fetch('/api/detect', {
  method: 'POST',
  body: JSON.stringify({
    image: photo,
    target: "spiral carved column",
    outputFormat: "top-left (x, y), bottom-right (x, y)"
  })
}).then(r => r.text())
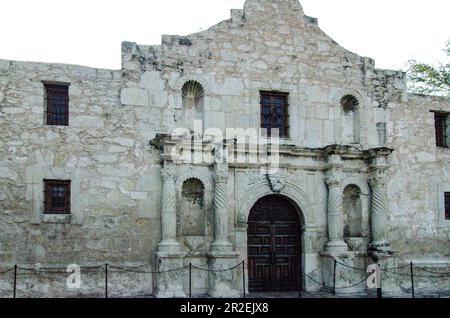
top-left (208, 162), bottom-right (239, 297)
top-left (158, 165), bottom-right (180, 252)
top-left (325, 175), bottom-right (348, 252)
top-left (369, 177), bottom-right (389, 247)
top-left (367, 148), bottom-right (394, 256)
top-left (211, 164), bottom-right (233, 252)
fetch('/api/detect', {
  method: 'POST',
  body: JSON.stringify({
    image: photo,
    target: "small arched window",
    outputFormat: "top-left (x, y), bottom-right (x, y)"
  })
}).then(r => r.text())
top-left (340, 95), bottom-right (360, 144)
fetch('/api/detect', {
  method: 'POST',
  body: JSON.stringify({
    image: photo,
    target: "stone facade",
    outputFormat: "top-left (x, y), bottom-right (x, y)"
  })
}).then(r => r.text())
top-left (0, 0), bottom-right (449, 297)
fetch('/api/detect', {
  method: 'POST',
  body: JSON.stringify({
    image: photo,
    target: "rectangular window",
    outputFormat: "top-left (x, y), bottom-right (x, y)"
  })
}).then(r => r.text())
top-left (434, 112), bottom-right (449, 148)
top-left (45, 83), bottom-right (69, 126)
top-left (445, 192), bottom-right (450, 221)
top-left (44, 180), bottom-right (71, 214)
top-left (260, 91), bottom-right (289, 138)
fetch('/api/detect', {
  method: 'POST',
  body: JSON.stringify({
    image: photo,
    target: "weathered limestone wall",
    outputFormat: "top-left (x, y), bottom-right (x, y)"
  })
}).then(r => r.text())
top-left (0, 0), bottom-right (448, 297)
top-left (0, 60), bottom-right (161, 296)
top-left (387, 94), bottom-right (450, 259)
top-left (121, 0), bottom-right (404, 150)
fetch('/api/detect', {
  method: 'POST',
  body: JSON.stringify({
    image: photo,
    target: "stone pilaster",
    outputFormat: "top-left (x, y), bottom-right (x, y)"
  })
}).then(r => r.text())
top-left (158, 164), bottom-right (180, 252)
top-left (207, 252), bottom-right (241, 298)
top-left (156, 163), bottom-right (186, 298)
top-left (367, 148), bottom-right (394, 258)
top-left (369, 176), bottom-right (390, 249)
top-left (155, 252), bottom-right (186, 298)
top-left (325, 155), bottom-right (348, 252)
top-left (211, 163), bottom-right (233, 252)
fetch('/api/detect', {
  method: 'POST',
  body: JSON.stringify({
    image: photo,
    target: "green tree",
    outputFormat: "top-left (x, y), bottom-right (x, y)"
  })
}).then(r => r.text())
top-left (407, 40), bottom-right (450, 97)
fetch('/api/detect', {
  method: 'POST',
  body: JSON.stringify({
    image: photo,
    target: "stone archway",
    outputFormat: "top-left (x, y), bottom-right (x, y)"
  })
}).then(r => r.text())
top-left (247, 195), bottom-right (302, 292)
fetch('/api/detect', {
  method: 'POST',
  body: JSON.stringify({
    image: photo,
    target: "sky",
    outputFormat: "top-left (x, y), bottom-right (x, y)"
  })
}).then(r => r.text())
top-left (0, 0), bottom-right (448, 71)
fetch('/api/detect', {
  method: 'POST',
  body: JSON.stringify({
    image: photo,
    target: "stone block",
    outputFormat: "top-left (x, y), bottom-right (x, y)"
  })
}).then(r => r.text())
top-left (139, 71), bottom-right (165, 90)
top-left (120, 87), bottom-right (149, 106)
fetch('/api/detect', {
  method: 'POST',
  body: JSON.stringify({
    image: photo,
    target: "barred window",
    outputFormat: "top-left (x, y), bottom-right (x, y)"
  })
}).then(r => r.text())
top-left (260, 91), bottom-right (289, 138)
top-left (45, 83), bottom-right (69, 126)
top-left (44, 180), bottom-right (71, 214)
top-left (445, 192), bottom-right (450, 221)
top-left (434, 112), bottom-right (449, 148)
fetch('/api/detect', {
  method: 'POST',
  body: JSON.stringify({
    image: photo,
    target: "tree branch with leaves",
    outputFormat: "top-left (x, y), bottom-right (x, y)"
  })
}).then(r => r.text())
top-left (407, 40), bottom-right (450, 98)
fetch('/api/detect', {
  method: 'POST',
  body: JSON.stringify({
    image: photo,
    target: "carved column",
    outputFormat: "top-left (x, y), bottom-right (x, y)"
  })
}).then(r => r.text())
top-left (208, 152), bottom-right (240, 298)
top-left (211, 163), bottom-right (233, 252)
top-left (325, 155), bottom-right (348, 252)
top-left (158, 164), bottom-right (180, 252)
top-left (156, 163), bottom-right (186, 298)
top-left (367, 148), bottom-right (394, 256)
top-left (369, 177), bottom-right (389, 246)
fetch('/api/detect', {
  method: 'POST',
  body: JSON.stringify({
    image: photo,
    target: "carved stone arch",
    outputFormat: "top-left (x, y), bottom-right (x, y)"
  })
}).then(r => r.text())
top-left (175, 75), bottom-right (211, 95)
top-left (236, 180), bottom-right (316, 228)
top-left (341, 177), bottom-right (369, 196)
top-left (175, 167), bottom-right (213, 194)
top-left (333, 89), bottom-right (366, 109)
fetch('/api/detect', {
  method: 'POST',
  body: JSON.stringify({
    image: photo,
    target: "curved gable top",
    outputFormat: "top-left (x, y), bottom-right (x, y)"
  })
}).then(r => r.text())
top-left (156, 0), bottom-right (363, 63)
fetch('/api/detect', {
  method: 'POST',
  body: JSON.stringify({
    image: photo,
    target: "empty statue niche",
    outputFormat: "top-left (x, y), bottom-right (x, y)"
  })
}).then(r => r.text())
top-left (343, 184), bottom-right (363, 239)
top-left (341, 95), bottom-right (360, 144)
top-left (181, 178), bottom-right (206, 236)
top-left (182, 80), bottom-right (205, 132)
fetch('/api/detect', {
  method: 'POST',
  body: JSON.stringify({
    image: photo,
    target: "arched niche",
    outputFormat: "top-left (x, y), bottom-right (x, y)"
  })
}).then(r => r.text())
top-left (340, 178), bottom-right (370, 251)
top-left (341, 95), bottom-right (360, 144)
top-left (181, 80), bottom-right (205, 132)
top-left (180, 178), bottom-right (205, 236)
top-left (333, 89), bottom-right (367, 146)
top-left (175, 167), bottom-right (214, 240)
top-left (343, 184), bottom-right (363, 238)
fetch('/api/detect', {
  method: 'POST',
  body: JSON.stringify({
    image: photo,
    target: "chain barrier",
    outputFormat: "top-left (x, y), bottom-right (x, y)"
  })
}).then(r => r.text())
top-left (0, 268), bottom-right (13, 275)
top-left (108, 264), bottom-right (190, 274)
top-left (413, 265), bottom-right (450, 276)
top-left (334, 260), bottom-right (450, 278)
top-left (190, 262), bottom-right (243, 272)
top-left (3, 260), bottom-right (449, 298)
top-left (334, 260), bottom-right (410, 272)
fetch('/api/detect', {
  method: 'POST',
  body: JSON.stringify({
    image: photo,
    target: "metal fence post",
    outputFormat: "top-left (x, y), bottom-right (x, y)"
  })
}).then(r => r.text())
top-left (189, 263), bottom-right (192, 299)
top-left (105, 263), bottom-right (108, 299)
top-left (332, 260), bottom-right (337, 296)
top-left (377, 264), bottom-right (383, 299)
top-left (242, 261), bottom-right (246, 299)
top-left (298, 262), bottom-right (302, 299)
top-left (13, 265), bottom-right (17, 299)
top-left (410, 262), bottom-right (415, 299)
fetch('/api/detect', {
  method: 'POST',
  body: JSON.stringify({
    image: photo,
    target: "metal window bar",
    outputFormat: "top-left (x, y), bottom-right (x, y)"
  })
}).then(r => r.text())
top-left (44, 84), bottom-right (69, 126)
top-left (260, 91), bottom-right (289, 138)
top-left (43, 180), bottom-right (71, 214)
top-left (445, 192), bottom-right (450, 220)
top-left (435, 112), bottom-right (448, 147)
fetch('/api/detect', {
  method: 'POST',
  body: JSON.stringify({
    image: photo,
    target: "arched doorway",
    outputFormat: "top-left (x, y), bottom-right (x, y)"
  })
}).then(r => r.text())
top-left (247, 195), bottom-right (302, 292)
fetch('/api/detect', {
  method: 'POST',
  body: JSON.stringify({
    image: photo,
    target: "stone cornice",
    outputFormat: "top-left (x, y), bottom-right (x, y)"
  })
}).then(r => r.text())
top-left (150, 134), bottom-right (395, 165)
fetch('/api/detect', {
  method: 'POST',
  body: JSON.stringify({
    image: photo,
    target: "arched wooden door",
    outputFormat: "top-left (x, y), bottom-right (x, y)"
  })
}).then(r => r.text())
top-left (247, 195), bottom-right (302, 292)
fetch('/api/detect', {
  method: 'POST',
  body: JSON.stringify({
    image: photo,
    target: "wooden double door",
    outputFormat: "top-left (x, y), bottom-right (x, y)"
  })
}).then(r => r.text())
top-left (248, 195), bottom-right (302, 292)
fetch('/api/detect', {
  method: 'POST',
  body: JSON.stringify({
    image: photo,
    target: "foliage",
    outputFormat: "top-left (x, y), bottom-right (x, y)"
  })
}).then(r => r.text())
top-left (407, 40), bottom-right (450, 97)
